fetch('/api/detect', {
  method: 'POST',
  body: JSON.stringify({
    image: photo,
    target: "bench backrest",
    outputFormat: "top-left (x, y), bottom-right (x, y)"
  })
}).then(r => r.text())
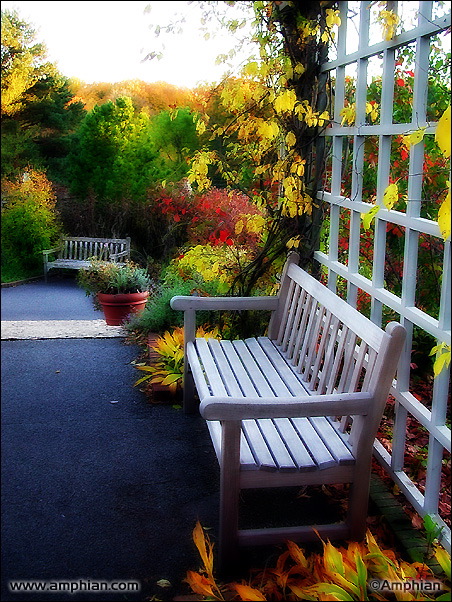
top-left (59, 237), bottom-right (130, 262)
top-left (268, 253), bottom-right (405, 450)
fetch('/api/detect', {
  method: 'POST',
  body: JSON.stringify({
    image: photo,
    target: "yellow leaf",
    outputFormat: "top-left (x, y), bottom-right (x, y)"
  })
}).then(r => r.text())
top-left (258, 120), bottom-right (279, 140)
top-left (286, 236), bottom-right (300, 249)
top-left (438, 185), bottom-right (451, 240)
top-left (323, 540), bottom-right (345, 577)
top-left (318, 110), bottom-right (330, 126)
top-left (403, 126), bottom-right (426, 147)
top-left (285, 131), bottom-right (297, 148)
top-left (326, 8), bottom-right (341, 28)
top-left (361, 205), bottom-right (380, 230)
top-left (383, 183), bottom-right (399, 210)
top-left (434, 544), bottom-right (451, 580)
top-left (294, 63), bottom-right (306, 76)
top-left (340, 105), bottom-right (356, 126)
top-left (196, 120), bottom-right (206, 135)
top-left (243, 61), bottom-right (259, 77)
top-left (274, 89), bottom-right (297, 114)
top-left (436, 105), bottom-right (451, 158)
top-left (431, 343), bottom-right (451, 377)
top-left (378, 9), bottom-right (400, 41)
top-left (232, 583), bottom-right (267, 601)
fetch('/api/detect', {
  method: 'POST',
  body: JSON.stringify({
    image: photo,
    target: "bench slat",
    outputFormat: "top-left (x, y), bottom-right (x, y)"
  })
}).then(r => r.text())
top-left (232, 340), bottom-right (275, 397)
top-left (286, 287), bottom-right (307, 359)
top-left (257, 418), bottom-right (298, 472)
top-left (273, 418), bottom-right (317, 471)
top-left (257, 337), bottom-right (308, 396)
top-left (291, 417), bottom-right (337, 469)
top-left (219, 340), bottom-right (260, 397)
top-left (242, 419), bottom-right (277, 471)
top-left (244, 338), bottom-right (293, 397)
top-left (193, 338), bottom-right (228, 397)
top-left (310, 417), bottom-right (355, 465)
top-left (280, 279), bottom-right (298, 351)
top-left (207, 339), bottom-right (244, 398)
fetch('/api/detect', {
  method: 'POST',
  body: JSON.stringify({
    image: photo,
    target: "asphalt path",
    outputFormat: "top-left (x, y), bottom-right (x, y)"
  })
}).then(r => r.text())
top-left (1, 277), bottom-right (102, 321)
top-left (1, 277), bottom-right (219, 601)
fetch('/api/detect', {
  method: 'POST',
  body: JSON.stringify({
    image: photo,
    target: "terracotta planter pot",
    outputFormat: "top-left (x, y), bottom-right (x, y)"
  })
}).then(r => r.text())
top-left (97, 291), bottom-right (149, 326)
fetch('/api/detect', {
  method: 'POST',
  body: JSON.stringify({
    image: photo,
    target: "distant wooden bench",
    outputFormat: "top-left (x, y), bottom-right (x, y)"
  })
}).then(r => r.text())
top-left (42, 236), bottom-right (131, 281)
top-left (170, 252), bottom-right (406, 572)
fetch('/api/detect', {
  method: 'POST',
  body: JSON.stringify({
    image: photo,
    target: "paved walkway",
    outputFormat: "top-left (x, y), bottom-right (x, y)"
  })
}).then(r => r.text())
top-left (1, 277), bottom-right (219, 601)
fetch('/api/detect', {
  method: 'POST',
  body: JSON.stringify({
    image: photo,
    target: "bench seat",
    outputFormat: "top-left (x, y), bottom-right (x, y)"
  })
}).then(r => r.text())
top-left (190, 337), bottom-right (356, 476)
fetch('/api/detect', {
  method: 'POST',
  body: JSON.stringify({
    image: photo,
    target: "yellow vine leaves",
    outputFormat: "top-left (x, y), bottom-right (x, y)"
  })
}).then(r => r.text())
top-left (435, 104), bottom-right (451, 158)
top-left (187, 151), bottom-right (215, 192)
top-left (361, 182), bottom-right (399, 229)
top-left (377, 8), bottom-right (400, 41)
top-left (438, 183), bottom-right (451, 241)
top-left (435, 106), bottom-right (451, 241)
top-left (403, 126), bottom-right (426, 147)
top-left (361, 205), bottom-right (380, 230)
top-left (430, 343), bottom-right (451, 378)
top-left (274, 89), bottom-right (297, 114)
top-left (340, 102), bottom-right (379, 126)
top-left (383, 182), bottom-right (399, 210)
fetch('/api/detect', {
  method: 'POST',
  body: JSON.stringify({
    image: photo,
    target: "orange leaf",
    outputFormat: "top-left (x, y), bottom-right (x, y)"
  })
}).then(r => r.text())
top-left (192, 522), bottom-right (214, 579)
top-left (286, 540), bottom-right (309, 568)
top-left (185, 571), bottom-right (217, 598)
top-left (232, 583), bottom-right (267, 601)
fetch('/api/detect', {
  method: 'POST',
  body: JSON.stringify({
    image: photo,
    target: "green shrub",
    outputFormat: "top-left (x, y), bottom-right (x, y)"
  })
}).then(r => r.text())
top-left (1, 170), bottom-right (62, 281)
top-left (125, 264), bottom-right (227, 337)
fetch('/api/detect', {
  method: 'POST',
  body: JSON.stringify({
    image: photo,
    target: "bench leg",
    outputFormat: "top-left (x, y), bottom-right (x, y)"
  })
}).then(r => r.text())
top-left (183, 368), bottom-right (197, 414)
top-left (347, 471), bottom-right (371, 540)
top-left (183, 309), bottom-right (197, 414)
top-left (218, 420), bottom-right (241, 576)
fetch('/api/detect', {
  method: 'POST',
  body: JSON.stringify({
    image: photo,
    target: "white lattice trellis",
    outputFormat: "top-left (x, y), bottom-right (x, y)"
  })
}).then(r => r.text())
top-left (316, 1), bottom-right (451, 551)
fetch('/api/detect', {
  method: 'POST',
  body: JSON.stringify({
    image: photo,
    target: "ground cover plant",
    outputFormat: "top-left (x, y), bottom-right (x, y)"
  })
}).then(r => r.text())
top-left (184, 521), bottom-right (450, 601)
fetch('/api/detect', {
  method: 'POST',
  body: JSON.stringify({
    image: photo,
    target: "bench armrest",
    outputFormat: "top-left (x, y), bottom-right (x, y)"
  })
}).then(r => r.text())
top-left (199, 392), bottom-right (373, 420)
top-left (42, 246), bottom-right (61, 256)
top-left (109, 250), bottom-right (129, 261)
top-left (170, 295), bottom-right (279, 312)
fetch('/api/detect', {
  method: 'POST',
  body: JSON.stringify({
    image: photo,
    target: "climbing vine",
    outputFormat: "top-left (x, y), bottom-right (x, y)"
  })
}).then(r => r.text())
top-left (187, 1), bottom-right (340, 295)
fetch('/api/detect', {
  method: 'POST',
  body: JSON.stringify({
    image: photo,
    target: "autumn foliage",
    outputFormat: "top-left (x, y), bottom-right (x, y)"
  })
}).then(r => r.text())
top-left (185, 521), bottom-right (450, 601)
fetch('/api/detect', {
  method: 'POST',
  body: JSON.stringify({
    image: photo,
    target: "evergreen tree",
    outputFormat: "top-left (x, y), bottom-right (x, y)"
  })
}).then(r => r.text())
top-left (66, 96), bottom-right (164, 203)
top-left (1, 9), bottom-right (86, 179)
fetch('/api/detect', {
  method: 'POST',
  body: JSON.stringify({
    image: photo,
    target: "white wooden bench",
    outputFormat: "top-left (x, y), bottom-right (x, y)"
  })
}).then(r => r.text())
top-left (42, 236), bottom-right (131, 281)
top-left (170, 252), bottom-right (406, 571)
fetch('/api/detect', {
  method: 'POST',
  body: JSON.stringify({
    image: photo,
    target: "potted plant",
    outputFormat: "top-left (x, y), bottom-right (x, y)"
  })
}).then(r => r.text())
top-left (77, 260), bottom-right (152, 325)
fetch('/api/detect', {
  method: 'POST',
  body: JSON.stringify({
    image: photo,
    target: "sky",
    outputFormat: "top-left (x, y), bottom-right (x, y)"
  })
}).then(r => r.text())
top-left (1, 1), bottom-right (249, 88)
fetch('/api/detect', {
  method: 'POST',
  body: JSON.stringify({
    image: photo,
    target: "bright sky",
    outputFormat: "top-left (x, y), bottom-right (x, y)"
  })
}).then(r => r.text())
top-left (1, 0), bottom-right (248, 88)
